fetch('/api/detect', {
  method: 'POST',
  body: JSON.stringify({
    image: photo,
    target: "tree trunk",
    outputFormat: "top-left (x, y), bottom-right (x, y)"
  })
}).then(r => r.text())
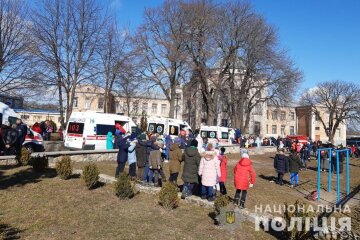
top-left (57, 79), bottom-right (65, 129)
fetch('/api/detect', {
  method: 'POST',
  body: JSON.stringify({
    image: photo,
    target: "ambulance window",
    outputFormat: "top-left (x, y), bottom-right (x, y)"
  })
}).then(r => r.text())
top-left (96, 124), bottom-right (115, 135)
top-left (67, 122), bottom-right (84, 134)
top-left (131, 126), bottom-right (138, 134)
top-left (201, 131), bottom-right (207, 138)
top-left (221, 132), bottom-right (228, 139)
top-left (180, 124), bottom-right (187, 130)
top-left (208, 131), bottom-right (216, 138)
top-left (8, 116), bottom-right (17, 126)
top-left (169, 125), bottom-right (179, 135)
top-left (0, 113), bottom-right (2, 125)
top-left (156, 124), bottom-right (164, 134)
top-left (148, 123), bottom-right (156, 133)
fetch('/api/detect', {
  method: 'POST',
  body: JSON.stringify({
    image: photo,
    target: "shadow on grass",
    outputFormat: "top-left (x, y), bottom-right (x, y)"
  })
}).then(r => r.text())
top-left (258, 174), bottom-right (291, 185)
top-left (0, 222), bottom-right (23, 239)
top-left (0, 166), bottom-right (57, 190)
top-left (70, 173), bottom-right (81, 179)
top-left (89, 181), bottom-right (105, 190)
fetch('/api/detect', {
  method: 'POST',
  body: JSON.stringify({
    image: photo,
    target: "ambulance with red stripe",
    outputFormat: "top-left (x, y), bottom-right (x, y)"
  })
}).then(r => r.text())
top-left (199, 126), bottom-right (230, 146)
top-left (64, 112), bottom-right (137, 150)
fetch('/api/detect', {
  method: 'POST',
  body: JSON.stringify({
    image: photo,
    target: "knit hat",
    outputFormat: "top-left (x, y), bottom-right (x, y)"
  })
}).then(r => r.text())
top-left (190, 139), bottom-right (198, 147)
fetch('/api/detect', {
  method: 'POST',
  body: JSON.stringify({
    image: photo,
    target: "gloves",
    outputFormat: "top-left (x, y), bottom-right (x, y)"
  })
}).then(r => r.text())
top-left (249, 183), bottom-right (254, 188)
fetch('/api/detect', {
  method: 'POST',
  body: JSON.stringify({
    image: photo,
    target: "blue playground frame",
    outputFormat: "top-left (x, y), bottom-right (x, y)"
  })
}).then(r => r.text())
top-left (316, 148), bottom-right (350, 204)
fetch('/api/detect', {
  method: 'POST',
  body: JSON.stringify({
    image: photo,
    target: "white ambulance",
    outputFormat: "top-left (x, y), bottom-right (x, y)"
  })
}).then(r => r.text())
top-left (147, 117), bottom-right (192, 138)
top-left (199, 125), bottom-right (230, 146)
top-left (64, 112), bottom-right (137, 150)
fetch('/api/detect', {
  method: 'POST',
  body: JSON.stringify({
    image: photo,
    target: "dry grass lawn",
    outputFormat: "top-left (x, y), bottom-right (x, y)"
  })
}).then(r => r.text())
top-left (0, 165), bottom-right (273, 240)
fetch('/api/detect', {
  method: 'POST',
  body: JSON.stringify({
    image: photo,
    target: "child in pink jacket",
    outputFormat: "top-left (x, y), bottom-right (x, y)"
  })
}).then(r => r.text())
top-left (199, 143), bottom-right (221, 201)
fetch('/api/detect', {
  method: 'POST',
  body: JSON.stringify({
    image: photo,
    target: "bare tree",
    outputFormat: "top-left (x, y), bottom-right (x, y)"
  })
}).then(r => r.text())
top-left (300, 80), bottom-right (360, 143)
top-left (134, 0), bottom-right (188, 119)
top-left (98, 21), bottom-right (133, 113)
top-left (31, 0), bottom-right (105, 126)
top-left (0, 0), bottom-right (37, 94)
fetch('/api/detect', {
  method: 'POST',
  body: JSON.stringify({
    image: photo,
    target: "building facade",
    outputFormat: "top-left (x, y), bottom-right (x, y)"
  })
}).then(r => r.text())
top-left (14, 109), bottom-right (61, 127)
top-left (296, 106), bottom-right (346, 145)
top-left (264, 105), bottom-right (297, 138)
top-left (73, 85), bottom-right (183, 125)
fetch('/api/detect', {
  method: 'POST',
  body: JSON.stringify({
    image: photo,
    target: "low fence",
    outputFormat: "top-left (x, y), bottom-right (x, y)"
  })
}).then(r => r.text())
top-left (0, 145), bottom-right (277, 164)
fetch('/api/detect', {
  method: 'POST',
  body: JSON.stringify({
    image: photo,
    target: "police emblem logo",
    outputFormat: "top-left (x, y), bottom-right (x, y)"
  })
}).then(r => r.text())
top-left (171, 126), bottom-right (175, 134)
top-left (226, 211), bottom-right (235, 224)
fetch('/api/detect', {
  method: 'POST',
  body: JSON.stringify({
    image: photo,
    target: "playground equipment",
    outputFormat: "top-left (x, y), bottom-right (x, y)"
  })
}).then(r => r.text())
top-left (316, 148), bottom-right (350, 204)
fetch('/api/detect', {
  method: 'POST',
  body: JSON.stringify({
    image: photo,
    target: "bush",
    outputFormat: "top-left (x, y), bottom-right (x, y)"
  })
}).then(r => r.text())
top-left (283, 200), bottom-right (315, 240)
top-left (214, 194), bottom-right (230, 215)
top-left (55, 156), bottom-right (73, 180)
top-left (29, 155), bottom-right (49, 172)
top-left (114, 173), bottom-right (135, 199)
top-left (17, 147), bottom-right (31, 166)
top-left (158, 182), bottom-right (179, 210)
top-left (82, 163), bottom-right (99, 189)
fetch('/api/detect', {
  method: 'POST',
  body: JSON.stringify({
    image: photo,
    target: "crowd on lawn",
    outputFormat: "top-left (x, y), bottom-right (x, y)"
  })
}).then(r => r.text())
top-left (273, 140), bottom-right (350, 188)
top-left (112, 130), bottom-right (256, 208)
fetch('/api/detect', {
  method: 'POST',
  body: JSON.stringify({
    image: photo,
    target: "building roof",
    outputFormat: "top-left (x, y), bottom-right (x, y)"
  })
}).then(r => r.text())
top-left (14, 109), bottom-right (60, 114)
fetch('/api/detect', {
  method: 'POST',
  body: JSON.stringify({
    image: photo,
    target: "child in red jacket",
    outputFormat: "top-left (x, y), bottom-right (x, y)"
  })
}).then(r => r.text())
top-left (233, 151), bottom-right (256, 208)
top-left (218, 147), bottom-right (228, 195)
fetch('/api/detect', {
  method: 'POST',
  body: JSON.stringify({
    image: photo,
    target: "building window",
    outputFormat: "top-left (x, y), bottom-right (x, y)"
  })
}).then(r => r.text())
top-left (152, 104), bottom-right (157, 113)
top-left (142, 103), bottom-right (148, 114)
top-left (161, 104), bottom-right (166, 114)
top-left (281, 125), bottom-right (285, 136)
top-left (132, 101), bottom-right (139, 113)
top-left (280, 111), bottom-right (286, 120)
top-left (337, 128), bottom-right (341, 138)
top-left (315, 112), bottom-right (320, 121)
top-left (253, 105), bottom-right (262, 115)
top-left (272, 125), bottom-right (277, 134)
top-left (123, 102), bottom-right (128, 113)
top-left (98, 98), bottom-right (104, 109)
top-left (221, 119), bottom-right (228, 127)
top-left (290, 126), bottom-right (295, 135)
top-left (84, 98), bottom-right (91, 109)
top-left (315, 127), bottom-right (320, 131)
top-left (73, 97), bottom-right (78, 108)
top-left (21, 114), bottom-right (30, 120)
top-left (290, 112), bottom-right (295, 121)
top-left (115, 101), bottom-right (120, 112)
top-left (266, 124), bottom-right (268, 134)
top-left (272, 111), bottom-right (278, 120)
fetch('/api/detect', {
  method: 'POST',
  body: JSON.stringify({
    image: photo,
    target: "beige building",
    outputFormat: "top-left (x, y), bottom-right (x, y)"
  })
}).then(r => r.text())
top-left (296, 106), bottom-right (346, 145)
top-left (264, 105), bottom-right (297, 138)
top-left (15, 109), bottom-right (61, 127)
top-left (73, 84), bottom-right (183, 125)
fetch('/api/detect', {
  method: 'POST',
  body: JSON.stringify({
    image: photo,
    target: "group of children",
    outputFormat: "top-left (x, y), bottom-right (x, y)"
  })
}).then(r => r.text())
top-left (115, 132), bottom-right (257, 208)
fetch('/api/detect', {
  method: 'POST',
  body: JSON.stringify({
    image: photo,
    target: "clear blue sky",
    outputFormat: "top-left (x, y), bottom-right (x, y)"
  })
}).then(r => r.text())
top-left (106, 0), bottom-right (360, 91)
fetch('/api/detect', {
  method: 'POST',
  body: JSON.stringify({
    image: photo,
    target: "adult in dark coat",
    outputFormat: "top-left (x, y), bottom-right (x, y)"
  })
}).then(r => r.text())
top-left (2, 124), bottom-right (19, 155)
top-left (274, 148), bottom-right (289, 185)
top-left (15, 119), bottom-right (27, 154)
top-left (138, 136), bottom-right (160, 183)
top-left (115, 135), bottom-right (130, 177)
top-left (181, 139), bottom-right (201, 199)
top-left (135, 134), bottom-right (147, 181)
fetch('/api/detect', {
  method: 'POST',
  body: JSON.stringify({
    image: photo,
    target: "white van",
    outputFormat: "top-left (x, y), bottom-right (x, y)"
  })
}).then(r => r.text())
top-left (199, 125), bottom-right (229, 146)
top-left (0, 102), bottom-right (20, 126)
top-left (1, 102), bottom-right (44, 152)
top-left (147, 117), bottom-right (192, 138)
top-left (147, 117), bottom-right (179, 138)
top-left (64, 112), bottom-right (137, 150)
